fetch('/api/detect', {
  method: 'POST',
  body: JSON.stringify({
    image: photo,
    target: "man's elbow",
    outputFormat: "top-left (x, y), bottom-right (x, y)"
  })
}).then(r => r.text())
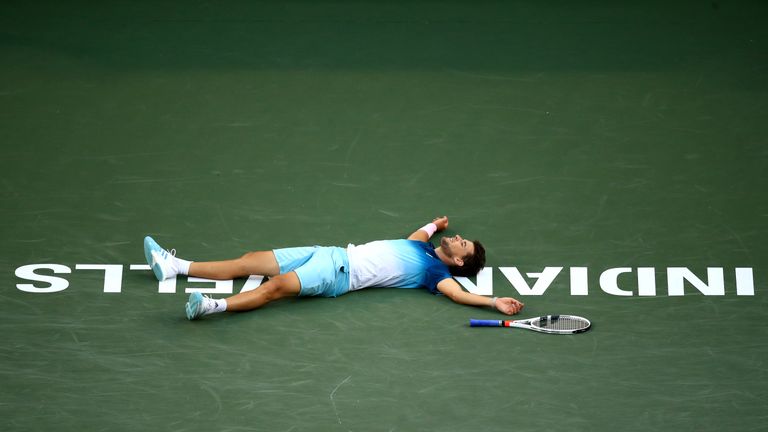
top-left (445, 290), bottom-right (464, 304)
top-left (407, 232), bottom-right (428, 242)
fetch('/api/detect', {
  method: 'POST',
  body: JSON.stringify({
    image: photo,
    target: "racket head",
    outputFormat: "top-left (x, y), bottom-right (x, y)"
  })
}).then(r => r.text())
top-left (528, 315), bottom-right (591, 334)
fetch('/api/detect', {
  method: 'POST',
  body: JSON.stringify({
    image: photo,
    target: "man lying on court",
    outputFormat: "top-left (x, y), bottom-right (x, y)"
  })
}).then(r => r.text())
top-left (143, 216), bottom-right (524, 320)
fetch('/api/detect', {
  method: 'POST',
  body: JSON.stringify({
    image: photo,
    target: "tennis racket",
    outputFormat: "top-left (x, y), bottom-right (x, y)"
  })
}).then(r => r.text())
top-left (469, 315), bottom-right (591, 334)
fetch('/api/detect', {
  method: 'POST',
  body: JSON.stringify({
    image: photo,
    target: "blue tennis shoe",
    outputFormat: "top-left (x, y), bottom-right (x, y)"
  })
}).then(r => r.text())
top-left (143, 236), bottom-right (177, 281)
top-left (186, 292), bottom-right (210, 320)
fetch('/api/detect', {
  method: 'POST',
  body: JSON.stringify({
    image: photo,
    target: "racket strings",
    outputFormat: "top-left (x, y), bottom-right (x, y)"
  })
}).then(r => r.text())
top-left (539, 316), bottom-right (589, 331)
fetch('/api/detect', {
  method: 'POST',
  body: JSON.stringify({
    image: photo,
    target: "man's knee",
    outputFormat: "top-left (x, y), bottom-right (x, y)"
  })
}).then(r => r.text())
top-left (264, 273), bottom-right (300, 299)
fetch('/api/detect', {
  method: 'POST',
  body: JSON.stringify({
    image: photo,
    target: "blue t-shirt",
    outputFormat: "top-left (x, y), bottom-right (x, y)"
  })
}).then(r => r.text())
top-left (346, 239), bottom-right (453, 293)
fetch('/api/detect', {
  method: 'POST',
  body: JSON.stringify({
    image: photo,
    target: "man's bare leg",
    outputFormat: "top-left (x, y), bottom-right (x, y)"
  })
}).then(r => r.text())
top-left (184, 252), bottom-right (301, 319)
top-left (188, 251), bottom-right (281, 280)
top-left (224, 272), bottom-right (301, 311)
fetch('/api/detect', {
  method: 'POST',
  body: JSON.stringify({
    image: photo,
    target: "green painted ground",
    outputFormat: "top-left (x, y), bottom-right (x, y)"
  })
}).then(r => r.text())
top-left (2, 1), bottom-right (767, 431)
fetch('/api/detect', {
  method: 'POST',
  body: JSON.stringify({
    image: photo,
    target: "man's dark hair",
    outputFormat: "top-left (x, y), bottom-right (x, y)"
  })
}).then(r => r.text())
top-left (449, 240), bottom-right (486, 277)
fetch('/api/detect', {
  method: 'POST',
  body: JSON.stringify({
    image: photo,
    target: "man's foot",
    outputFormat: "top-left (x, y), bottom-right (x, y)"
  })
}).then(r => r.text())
top-left (143, 236), bottom-right (177, 281)
top-left (186, 292), bottom-right (214, 320)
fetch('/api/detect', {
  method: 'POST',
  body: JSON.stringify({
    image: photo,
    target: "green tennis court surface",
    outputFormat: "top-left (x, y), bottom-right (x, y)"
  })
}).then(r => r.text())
top-left (2, 1), bottom-right (767, 430)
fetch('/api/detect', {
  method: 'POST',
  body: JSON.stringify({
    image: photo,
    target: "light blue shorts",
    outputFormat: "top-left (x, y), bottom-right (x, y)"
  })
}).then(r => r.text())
top-left (272, 246), bottom-right (350, 298)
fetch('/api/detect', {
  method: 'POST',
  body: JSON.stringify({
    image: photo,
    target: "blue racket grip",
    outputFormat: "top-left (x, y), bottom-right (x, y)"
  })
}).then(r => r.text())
top-left (470, 319), bottom-right (503, 327)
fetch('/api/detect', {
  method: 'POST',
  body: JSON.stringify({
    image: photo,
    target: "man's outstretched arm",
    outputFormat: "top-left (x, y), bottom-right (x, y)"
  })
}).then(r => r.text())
top-left (436, 278), bottom-right (524, 315)
top-left (407, 216), bottom-right (449, 241)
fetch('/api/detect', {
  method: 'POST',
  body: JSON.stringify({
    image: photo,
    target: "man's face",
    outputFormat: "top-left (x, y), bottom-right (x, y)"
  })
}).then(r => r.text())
top-left (440, 234), bottom-right (475, 262)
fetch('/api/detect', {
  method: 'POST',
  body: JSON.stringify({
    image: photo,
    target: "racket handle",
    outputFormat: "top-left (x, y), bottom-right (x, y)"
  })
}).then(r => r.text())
top-left (469, 319), bottom-right (503, 327)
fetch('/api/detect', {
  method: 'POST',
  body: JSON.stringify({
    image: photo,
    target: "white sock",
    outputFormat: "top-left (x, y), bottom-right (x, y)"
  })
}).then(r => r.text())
top-left (212, 299), bottom-right (227, 313)
top-left (174, 257), bottom-right (192, 275)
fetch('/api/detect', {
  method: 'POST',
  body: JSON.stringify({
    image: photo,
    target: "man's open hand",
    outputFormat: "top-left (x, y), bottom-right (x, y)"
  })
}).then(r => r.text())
top-left (495, 297), bottom-right (524, 315)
